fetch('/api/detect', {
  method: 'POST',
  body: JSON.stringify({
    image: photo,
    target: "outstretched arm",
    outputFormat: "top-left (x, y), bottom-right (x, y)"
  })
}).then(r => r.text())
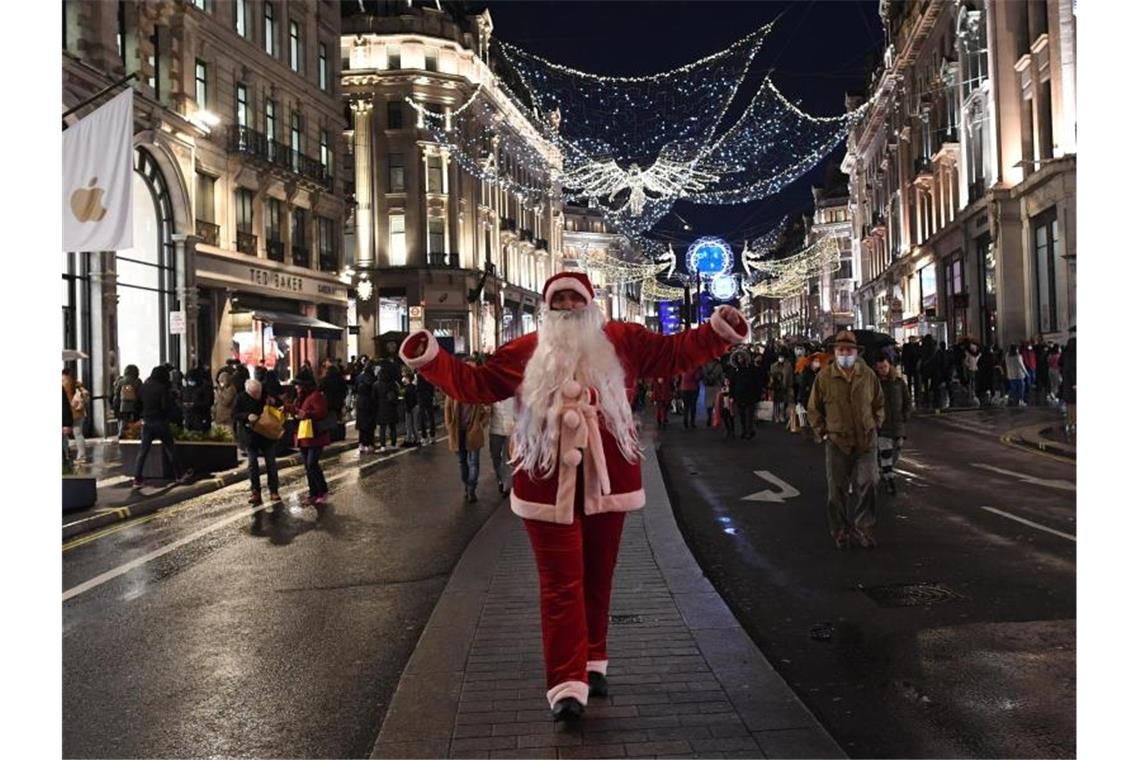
top-left (622, 306), bottom-right (749, 381)
top-left (399, 331), bottom-right (535, 404)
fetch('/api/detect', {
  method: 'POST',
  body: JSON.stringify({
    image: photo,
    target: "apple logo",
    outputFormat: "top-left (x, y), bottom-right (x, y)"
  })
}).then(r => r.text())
top-left (70, 177), bottom-right (108, 223)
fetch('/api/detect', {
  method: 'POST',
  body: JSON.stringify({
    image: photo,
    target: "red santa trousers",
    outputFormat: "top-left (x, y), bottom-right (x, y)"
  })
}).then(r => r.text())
top-left (522, 469), bottom-right (626, 708)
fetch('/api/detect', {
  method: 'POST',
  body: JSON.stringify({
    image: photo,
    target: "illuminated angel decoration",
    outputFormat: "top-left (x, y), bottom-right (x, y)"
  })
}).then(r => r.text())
top-left (562, 156), bottom-right (717, 216)
top-left (655, 243), bottom-right (678, 279)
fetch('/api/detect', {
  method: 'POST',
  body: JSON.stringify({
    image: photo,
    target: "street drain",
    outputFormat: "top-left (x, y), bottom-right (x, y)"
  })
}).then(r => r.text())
top-left (860, 583), bottom-right (966, 608)
top-left (609, 614), bottom-right (645, 625)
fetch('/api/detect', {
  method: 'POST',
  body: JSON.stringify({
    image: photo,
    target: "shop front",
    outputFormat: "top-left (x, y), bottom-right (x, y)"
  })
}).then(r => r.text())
top-left (195, 248), bottom-right (348, 379)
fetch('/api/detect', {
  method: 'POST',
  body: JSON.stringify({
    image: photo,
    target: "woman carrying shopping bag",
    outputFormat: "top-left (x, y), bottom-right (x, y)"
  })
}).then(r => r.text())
top-left (289, 370), bottom-right (332, 513)
top-left (235, 378), bottom-right (284, 532)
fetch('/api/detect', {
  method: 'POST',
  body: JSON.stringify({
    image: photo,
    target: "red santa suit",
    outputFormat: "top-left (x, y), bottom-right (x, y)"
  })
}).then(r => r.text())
top-left (400, 272), bottom-right (748, 711)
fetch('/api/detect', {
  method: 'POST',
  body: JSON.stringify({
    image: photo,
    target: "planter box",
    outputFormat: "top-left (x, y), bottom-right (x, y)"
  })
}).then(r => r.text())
top-left (62, 476), bottom-right (97, 512)
top-left (119, 440), bottom-right (239, 480)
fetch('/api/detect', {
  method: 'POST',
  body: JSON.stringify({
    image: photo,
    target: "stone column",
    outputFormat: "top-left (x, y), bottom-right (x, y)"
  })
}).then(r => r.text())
top-left (351, 97), bottom-right (374, 268)
top-left (90, 251), bottom-right (119, 437)
top-left (173, 233), bottom-right (197, 370)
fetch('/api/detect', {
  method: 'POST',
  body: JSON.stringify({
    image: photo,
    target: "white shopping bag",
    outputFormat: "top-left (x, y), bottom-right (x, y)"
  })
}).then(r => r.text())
top-left (756, 401), bottom-right (774, 422)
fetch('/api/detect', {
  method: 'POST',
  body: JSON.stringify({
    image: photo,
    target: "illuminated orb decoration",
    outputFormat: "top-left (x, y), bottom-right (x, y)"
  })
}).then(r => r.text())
top-left (686, 236), bottom-right (734, 276)
top-left (708, 273), bottom-right (738, 301)
top-left (355, 278), bottom-right (373, 301)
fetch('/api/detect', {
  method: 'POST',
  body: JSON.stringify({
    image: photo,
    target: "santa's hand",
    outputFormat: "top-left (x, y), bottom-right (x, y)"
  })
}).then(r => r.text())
top-left (404, 332), bottom-right (430, 359)
top-left (722, 307), bottom-right (747, 335)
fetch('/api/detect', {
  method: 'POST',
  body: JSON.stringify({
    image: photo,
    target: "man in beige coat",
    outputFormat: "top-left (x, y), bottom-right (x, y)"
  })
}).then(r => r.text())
top-left (443, 387), bottom-right (489, 503)
top-left (807, 331), bottom-right (886, 549)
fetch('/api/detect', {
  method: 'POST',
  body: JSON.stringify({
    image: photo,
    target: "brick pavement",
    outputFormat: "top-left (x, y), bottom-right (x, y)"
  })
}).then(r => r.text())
top-left (372, 450), bottom-right (844, 759)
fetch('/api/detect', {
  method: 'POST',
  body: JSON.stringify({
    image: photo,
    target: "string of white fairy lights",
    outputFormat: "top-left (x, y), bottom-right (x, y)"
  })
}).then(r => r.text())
top-left (745, 235), bottom-right (842, 299)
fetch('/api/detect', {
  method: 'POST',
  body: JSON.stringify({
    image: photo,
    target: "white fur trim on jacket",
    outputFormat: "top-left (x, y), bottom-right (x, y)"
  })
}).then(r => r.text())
top-left (547, 679), bottom-right (589, 709)
top-left (587, 660), bottom-right (608, 676)
top-left (399, 330), bottom-right (440, 369)
top-left (710, 306), bottom-right (749, 345)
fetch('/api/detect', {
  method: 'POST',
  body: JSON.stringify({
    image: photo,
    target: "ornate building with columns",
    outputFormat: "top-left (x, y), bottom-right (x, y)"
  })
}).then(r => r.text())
top-left (561, 205), bottom-right (646, 327)
top-left (340, 1), bottom-right (563, 357)
top-left (844, 0), bottom-right (1075, 347)
top-left (63, 0), bottom-right (349, 434)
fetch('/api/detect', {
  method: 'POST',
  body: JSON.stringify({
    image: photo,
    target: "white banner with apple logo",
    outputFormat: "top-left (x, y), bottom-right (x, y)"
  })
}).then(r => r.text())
top-left (62, 88), bottom-right (133, 253)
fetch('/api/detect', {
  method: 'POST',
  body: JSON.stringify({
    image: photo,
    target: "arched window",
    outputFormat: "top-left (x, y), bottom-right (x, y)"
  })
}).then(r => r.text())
top-left (117, 148), bottom-right (179, 373)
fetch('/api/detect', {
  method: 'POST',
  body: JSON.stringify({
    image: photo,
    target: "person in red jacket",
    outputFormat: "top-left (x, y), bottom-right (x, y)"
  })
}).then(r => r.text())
top-left (679, 365), bottom-right (702, 429)
top-left (400, 272), bottom-right (748, 722)
top-left (651, 376), bottom-right (674, 429)
top-left (289, 370), bottom-right (331, 512)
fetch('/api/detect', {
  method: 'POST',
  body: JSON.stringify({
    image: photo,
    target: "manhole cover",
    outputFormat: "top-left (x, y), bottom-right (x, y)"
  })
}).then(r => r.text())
top-left (860, 583), bottom-right (965, 608)
top-left (609, 614), bottom-right (645, 625)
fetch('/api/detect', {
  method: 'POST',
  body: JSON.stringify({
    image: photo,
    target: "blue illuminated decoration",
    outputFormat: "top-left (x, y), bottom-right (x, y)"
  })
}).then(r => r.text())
top-left (686, 236), bottom-right (734, 276)
top-left (708, 273), bottom-right (738, 301)
top-left (658, 301), bottom-right (682, 335)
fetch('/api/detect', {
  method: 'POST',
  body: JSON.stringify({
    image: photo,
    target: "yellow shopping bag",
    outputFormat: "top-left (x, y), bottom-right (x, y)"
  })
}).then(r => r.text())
top-left (265, 405), bottom-right (285, 424)
top-left (297, 418), bottom-right (315, 441)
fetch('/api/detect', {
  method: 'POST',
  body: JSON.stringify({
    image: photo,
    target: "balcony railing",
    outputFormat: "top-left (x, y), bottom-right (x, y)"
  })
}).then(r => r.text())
top-left (228, 125), bottom-right (332, 189)
top-left (535, 238), bottom-right (549, 252)
top-left (499, 216), bottom-right (516, 233)
top-left (967, 178), bottom-right (985, 205)
top-left (428, 252), bottom-right (460, 268)
top-left (235, 230), bottom-right (257, 256)
top-left (196, 219), bottom-right (220, 246)
top-left (266, 239), bottom-right (285, 262)
top-left (292, 246), bottom-right (311, 268)
top-left (519, 229), bottom-right (535, 243)
top-left (913, 156), bottom-right (933, 175)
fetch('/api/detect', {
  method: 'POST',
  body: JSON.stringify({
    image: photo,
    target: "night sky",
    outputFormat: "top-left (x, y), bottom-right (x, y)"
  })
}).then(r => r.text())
top-left (479, 0), bottom-right (883, 252)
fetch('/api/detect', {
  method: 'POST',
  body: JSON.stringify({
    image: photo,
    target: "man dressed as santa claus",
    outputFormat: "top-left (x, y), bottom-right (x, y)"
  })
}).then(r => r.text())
top-left (400, 272), bottom-right (749, 721)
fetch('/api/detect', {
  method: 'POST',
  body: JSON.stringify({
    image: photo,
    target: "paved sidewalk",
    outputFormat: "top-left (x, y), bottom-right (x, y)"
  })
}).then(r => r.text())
top-left (372, 449), bottom-right (844, 759)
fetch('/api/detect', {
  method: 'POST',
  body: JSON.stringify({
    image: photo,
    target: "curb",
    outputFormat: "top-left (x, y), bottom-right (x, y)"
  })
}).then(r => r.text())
top-left (1003, 424), bottom-right (1076, 461)
top-left (62, 439), bottom-right (360, 542)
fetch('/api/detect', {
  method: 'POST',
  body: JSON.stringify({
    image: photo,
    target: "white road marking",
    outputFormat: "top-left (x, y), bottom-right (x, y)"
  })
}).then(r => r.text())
top-left (741, 470), bottom-right (800, 503)
top-left (970, 463), bottom-right (1075, 492)
top-left (62, 442), bottom-right (437, 603)
top-left (898, 456), bottom-right (929, 469)
top-left (981, 507), bottom-right (1076, 542)
top-left (893, 468), bottom-right (924, 480)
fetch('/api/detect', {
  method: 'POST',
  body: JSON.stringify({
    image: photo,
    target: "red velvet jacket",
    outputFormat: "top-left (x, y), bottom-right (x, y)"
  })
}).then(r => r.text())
top-left (400, 309), bottom-right (747, 524)
top-left (294, 389), bottom-right (331, 448)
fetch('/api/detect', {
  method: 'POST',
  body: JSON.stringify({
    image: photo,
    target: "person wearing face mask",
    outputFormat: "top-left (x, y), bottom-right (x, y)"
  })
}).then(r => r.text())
top-left (797, 353), bottom-right (824, 437)
top-left (807, 331), bottom-right (885, 550)
top-left (769, 353), bottom-right (794, 425)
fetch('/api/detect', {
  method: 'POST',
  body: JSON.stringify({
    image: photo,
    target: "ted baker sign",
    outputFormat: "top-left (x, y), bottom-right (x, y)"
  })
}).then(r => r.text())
top-left (249, 267), bottom-right (304, 293)
top-left (196, 250), bottom-right (347, 303)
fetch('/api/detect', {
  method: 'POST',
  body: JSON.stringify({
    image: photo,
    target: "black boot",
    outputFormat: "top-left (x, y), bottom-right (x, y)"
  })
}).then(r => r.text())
top-left (588, 671), bottom-right (609, 698)
top-left (551, 697), bottom-right (584, 722)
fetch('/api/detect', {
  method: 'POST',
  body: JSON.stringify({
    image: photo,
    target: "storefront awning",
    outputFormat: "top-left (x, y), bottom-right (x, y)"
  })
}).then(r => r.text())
top-left (250, 310), bottom-right (344, 341)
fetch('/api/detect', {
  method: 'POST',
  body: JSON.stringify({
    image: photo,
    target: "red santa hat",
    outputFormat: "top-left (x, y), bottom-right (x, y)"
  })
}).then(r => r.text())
top-left (542, 272), bottom-right (595, 308)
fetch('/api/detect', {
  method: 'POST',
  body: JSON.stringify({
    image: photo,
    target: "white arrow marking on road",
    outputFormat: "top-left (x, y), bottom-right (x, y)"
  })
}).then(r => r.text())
top-left (970, 463), bottom-right (1076, 492)
top-left (742, 470), bottom-right (801, 503)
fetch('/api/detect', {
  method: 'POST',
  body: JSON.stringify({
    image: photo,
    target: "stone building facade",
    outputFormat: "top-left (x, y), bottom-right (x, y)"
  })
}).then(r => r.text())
top-left (843, 0), bottom-right (1075, 348)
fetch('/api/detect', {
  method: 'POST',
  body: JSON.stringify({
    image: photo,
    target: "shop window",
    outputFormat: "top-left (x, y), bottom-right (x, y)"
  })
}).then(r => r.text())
top-left (389, 215), bottom-right (406, 266)
top-left (1033, 208), bottom-right (1061, 333)
top-left (919, 264), bottom-right (937, 316)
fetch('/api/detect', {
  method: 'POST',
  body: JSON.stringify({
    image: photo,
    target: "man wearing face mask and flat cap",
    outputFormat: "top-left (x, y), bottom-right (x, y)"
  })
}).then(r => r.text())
top-left (807, 330), bottom-right (885, 550)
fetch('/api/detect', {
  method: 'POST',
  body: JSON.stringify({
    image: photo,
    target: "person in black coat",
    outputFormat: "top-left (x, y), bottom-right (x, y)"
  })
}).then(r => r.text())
top-left (728, 350), bottom-right (764, 440)
top-left (977, 344), bottom-right (995, 402)
top-left (415, 372), bottom-right (437, 441)
top-left (355, 363), bottom-right (377, 453)
top-left (1061, 327), bottom-right (1076, 432)
top-left (234, 378), bottom-right (281, 532)
top-left (319, 361), bottom-right (348, 422)
top-left (901, 338), bottom-right (920, 397)
top-left (373, 365), bottom-right (401, 451)
top-left (133, 365), bottom-right (192, 487)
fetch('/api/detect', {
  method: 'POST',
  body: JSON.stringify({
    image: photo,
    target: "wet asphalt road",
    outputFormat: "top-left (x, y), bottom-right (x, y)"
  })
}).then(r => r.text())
top-left (657, 406), bottom-right (1076, 759)
top-left (63, 441), bottom-right (500, 759)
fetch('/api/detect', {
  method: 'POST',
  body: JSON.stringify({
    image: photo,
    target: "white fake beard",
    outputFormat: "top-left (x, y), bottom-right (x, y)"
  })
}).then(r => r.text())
top-left (511, 302), bottom-right (641, 478)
